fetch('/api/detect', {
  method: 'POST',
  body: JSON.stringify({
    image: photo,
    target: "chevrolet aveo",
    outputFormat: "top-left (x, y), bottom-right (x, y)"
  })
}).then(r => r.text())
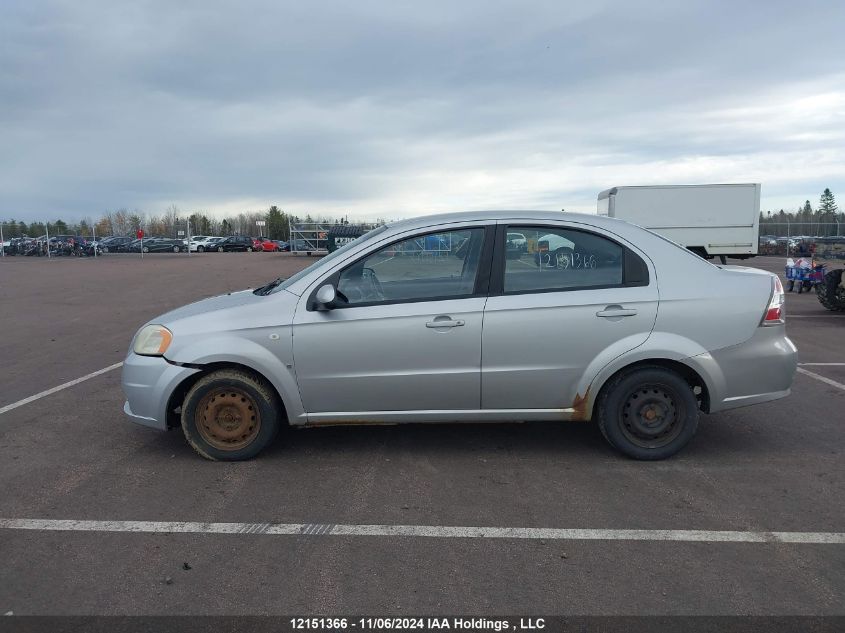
top-left (122, 211), bottom-right (797, 461)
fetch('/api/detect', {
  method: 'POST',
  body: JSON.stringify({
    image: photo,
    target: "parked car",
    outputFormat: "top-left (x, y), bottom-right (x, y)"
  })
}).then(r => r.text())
top-left (256, 238), bottom-right (278, 252)
top-left (98, 236), bottom-right (134, 253)
top-left (186, 235), bottom-right (211, 251)
top-left (505, 231), bottom-right (528, 259)
top-left (135, 238), bottom-right (185, 253)
top-left (273, 240), bottom-right (290, 252)
top-left (122, 210), bottom-right (797, 462)
top-left (189, 236), bottom-right (217, 252)
top-left (198, 237), bottom-right (225, 252)
top-left (214, 236), bottom-right (255, 252)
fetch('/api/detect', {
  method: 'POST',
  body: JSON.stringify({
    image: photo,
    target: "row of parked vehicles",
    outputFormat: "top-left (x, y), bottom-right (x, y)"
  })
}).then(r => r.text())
top-left (1, 235), bottom-right (97, 256)
top-left (1, 234), bottom-right (292, 256)
top-left (94, 235), bottom-right (290, 254)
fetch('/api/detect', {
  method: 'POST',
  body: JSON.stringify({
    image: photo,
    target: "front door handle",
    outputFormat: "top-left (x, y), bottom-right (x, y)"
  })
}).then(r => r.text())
top-left (426, 317), bottom-right (465, 328)
top-left (596, 306), bottom-right (638, 318)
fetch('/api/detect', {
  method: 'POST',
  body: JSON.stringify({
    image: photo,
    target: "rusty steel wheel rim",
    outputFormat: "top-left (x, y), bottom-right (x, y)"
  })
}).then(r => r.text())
top-left (195, 388), bottom-right (261, 451)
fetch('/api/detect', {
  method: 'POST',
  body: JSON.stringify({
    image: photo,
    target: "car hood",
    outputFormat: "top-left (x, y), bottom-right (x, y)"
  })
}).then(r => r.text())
top-left (149, 288), bottom-right (299, 335)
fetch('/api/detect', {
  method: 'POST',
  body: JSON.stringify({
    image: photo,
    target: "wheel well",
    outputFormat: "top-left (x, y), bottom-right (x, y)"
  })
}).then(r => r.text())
top-left (165, 362), bottom-right (289, 429)
top-left (595, 359), bottom-right (711, 415)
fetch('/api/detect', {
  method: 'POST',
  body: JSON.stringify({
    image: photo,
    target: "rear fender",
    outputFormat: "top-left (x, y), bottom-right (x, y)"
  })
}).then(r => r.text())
top-left (573, 332), bottom-right (718, 420)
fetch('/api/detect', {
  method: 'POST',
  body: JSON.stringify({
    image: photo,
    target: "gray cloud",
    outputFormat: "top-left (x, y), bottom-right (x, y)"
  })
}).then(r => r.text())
top-left (1, 0), bottom-right (844, 222)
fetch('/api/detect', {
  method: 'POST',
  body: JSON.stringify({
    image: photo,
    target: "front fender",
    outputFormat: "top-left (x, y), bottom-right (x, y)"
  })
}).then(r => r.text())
top-left (165, 334), bottom-right (306, 425)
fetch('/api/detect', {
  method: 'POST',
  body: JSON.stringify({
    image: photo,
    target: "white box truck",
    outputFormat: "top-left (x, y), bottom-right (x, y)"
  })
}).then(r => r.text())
top-left (597, 183), bottom-right (760, 261)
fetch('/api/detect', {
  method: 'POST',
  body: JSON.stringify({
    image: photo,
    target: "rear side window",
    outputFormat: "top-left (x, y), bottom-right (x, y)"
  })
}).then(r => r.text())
top-left (502, 226), bottom-right (628, 293)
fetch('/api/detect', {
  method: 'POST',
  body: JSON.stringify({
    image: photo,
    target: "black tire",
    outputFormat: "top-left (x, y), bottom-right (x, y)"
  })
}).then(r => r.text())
top-left (217, 246), bottom-right (224, 252)
top-left (596, 366), bottom-right (699, 460)
top-left (197, 246), bottom-right (204, 252)
top-left (816, 269), bottom-right (845, 312)
top-left (247, 247), bottom-right (253, 252)
top-left (787, 279), bottom-right (794, 292)
top-left (181, 369), bottom-right (282, 461)
top-left (173, 245), bottom-right (180, 253)
top-left (102, 246), bottom-right (109, 253)
top-left (142, 246), bottom-right (149, 253)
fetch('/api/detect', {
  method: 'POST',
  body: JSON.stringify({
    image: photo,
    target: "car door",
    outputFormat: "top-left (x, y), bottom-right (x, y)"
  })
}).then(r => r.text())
top-left (482, 223), bottom-right (658, 413)
top-left (291, 225), bottom-right (493, 420)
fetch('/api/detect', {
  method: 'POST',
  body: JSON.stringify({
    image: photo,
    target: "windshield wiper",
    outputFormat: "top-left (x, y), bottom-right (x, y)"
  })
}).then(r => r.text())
top-left (253, 277), bottom-right (287, 296)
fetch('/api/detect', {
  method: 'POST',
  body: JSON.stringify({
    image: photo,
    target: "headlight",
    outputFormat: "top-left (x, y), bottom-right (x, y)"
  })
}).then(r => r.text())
top-left (133, 324), bottom-right (173, 356)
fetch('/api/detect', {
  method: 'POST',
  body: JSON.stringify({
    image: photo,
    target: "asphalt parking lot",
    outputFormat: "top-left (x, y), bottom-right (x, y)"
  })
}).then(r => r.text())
top-left (0, 253), bottom-right (843, 616)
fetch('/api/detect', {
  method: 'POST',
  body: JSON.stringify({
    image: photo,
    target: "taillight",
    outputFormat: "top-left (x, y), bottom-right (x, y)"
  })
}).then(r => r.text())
top-left (762, 276), bottom-right (785, 325)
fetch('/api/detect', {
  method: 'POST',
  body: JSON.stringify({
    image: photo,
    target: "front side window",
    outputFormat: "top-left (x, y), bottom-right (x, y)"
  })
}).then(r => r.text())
top-left (503, 226), bottom-right (624, 293)
top-left (337, 228), bottom-right (485, 305)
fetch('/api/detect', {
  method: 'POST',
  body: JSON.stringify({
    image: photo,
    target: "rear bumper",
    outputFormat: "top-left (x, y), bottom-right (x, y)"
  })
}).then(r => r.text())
top-left (687, 328), bottom-right (797, 413)
top-left (121, 353), bottom-right (200, 430)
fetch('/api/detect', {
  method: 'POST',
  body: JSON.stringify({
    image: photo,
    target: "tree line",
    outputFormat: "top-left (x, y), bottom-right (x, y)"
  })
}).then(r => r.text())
top-left (0, 205), bottom-right (362, 242)
top-left (4, 188), bottom-right (840, 242)
top-left (759, 188), bottom-right (842, 237)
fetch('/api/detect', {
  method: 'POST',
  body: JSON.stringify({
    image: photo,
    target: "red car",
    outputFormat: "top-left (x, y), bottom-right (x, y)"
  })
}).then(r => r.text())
top-left (256, 237), bottom-right (278, 252)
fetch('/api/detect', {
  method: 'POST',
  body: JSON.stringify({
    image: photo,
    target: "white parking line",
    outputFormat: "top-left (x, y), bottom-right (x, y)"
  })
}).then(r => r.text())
top-left (798, 363), bottom-right (845, 366)
top-left (0, 362), bottom-right (124, 416)
top-left (796, 367), bottom-right (845, 392)
top-left (0, 518), bottom-right (843, 544)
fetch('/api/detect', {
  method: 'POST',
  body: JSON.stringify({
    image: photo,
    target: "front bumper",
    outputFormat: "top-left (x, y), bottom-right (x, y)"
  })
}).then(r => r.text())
top-left (121, 353), bottom-right (200, 430)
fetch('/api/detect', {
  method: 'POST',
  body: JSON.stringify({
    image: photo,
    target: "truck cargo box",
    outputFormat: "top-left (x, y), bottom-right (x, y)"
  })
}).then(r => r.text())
top-left (597, 183), bottom-right (760, 259)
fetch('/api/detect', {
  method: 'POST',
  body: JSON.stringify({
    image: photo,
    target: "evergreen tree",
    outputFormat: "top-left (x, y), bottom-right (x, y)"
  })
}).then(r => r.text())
top-left (266, 205), bottom-right (291, 240)
top-left (819, 188), bottom-right (837, 217)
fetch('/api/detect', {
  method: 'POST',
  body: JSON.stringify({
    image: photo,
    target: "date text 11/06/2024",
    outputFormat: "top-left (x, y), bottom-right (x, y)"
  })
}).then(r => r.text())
top-left (289, 617), bottom-right (546, 631)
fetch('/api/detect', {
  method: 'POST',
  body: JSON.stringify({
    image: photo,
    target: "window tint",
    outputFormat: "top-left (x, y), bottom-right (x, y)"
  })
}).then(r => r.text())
top-left (503, 226), bottom-right (623, 293)
top-left (337, 228), bottom-right (485, 305)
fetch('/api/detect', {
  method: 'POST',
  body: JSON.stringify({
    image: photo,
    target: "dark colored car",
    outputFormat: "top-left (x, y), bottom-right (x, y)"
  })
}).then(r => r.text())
top-left (214, 236), bottom-right (255, 252)
top-left (141, 238), bottom-right (186, 253)
top-left (273, 240), bottom-right (290, 252)
top-left (98, 236), bottom-right (134, 253)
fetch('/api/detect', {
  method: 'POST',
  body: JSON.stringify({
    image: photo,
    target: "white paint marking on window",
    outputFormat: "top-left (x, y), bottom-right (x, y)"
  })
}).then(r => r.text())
top-left (796, 367), bottom-right (845, 392)
top-left (0, 518), bottom-right (842, 544)
top-left (0, 362), bottom-right (124, 416)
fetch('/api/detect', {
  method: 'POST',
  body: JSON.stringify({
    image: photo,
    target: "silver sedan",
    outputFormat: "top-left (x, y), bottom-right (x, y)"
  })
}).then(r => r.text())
top-left (122, 211), bottom-right (797, 460)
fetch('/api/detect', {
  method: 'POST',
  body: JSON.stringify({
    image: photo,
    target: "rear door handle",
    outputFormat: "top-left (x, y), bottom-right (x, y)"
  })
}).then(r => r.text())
top-left (426, 318), bottom-right (465, 328)
top-left (596, 306), bottom-right (638, 318)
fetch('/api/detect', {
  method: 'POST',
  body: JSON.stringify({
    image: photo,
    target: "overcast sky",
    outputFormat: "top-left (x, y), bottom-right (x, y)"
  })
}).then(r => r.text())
top-left (2, 0), bottom-right (844, 223)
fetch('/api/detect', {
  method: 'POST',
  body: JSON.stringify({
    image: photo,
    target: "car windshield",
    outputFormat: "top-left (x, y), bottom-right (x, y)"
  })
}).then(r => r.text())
top-left (255, 224), bottom-right (389, 295)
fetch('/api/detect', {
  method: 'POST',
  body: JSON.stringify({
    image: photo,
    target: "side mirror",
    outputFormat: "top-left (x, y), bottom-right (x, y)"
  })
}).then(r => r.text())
top-left (315, 284), bottom-right (337, 309)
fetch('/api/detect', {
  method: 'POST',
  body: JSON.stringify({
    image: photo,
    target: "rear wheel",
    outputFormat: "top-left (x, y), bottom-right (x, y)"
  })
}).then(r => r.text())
top-left (181, 369), bottom-right (281, 461)
top-left (597, 366), bottom-right (699, 460)
top-left (197, 245), bottom-right (204, 252)
top-left (817, 269), bottom-right (845, 311)
top-left (217, 246), bottom-right (224, 252)
top-left (247, 247), bottom-right (253, 252)
top-left (172, 245), bottom-right (180, 253)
